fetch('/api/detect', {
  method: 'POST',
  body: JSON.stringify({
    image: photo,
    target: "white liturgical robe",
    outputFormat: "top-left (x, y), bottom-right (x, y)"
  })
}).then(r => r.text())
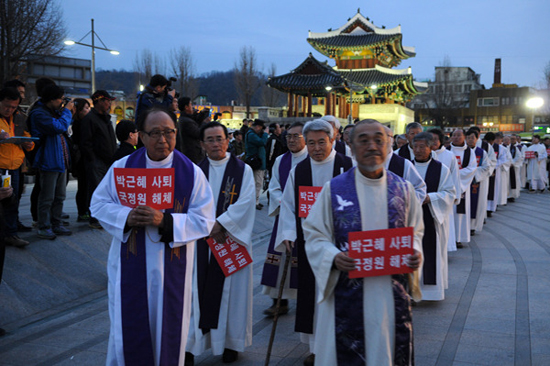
top-left (526, 142), bottom-right (548, 190)
top-left (90, 152), bottom-right (216, 366)
top-left (414, 159), bottom-right (456, 300)
top-left (384, 151), bottom-right (427, 203)
top-left (187, 153), bottom-right (256, 356)
top-left (432, 146), bottom-right (460, 251)
top-left (498, 146), bottom-right (512, 205)
top-left (303, 169), bottom-right (423, 366)
top-left (488, 144), bottom-right (510, 211)
top-left (508, 144), bottom-right (524, 199)
top-left (471, 147), bottom-right (494, 233)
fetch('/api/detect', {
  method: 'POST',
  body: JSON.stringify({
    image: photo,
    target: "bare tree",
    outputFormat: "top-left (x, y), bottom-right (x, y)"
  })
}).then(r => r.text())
top-left (544, 61), bottom-right (550, 89)
top-left (234, 46), bottom-right (261, 118)
top-left (261, 63), bottom-right (284, 107)
top-left (169, 46), bottom-right (199, 100)
top-left (133, 49), bottom-right (154, 87)
top-left (0, 0), bottom-right (67, 84)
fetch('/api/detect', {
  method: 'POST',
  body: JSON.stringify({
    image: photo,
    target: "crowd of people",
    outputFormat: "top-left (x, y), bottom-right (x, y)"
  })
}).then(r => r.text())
top-left (0, 72), bottom-right (549, 364)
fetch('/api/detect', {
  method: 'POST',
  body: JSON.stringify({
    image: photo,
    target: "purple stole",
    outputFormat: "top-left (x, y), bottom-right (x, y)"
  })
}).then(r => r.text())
top-left (335, 139), bottom-right (346, 155)
top-left (398, 143), bottom-right (412, 161)
top-left (330, 168), bottom-right (414, 366)
top-left (388, 154), bottom-right (406, 178)
top-left (509, 145), bottom-right (517, 190)
top-left (261, 151), bottom-right (298, 289)
top-left (448, 145), bottom-right (471, 214)
top-left (294, 153), bottom-right (352, 334)
top-left (197, 153), bottom-right (245, 332)
top-left (470, 147), bottom-right (484, 219)
top-left (121, 148), bottom-right (194, 365)
top-left (488, 143), bottom-right (500, 201)
top-left (413, 159), bottom-right (441, 285)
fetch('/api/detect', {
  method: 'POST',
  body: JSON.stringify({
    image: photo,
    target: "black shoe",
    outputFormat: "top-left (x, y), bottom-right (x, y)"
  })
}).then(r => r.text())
top-left (258, 203), bottom-right (264, 208)
top-left (457, 242), bottom-right (464, 249)
top-left (508, 197), bottom-right (515, 202)
top-left (487, 211), bottom-right (493, 217)
top-left (303, 353), bottom-right (315, 366)
top-left (184, 352), bottom-right (194, 366)
top-left (256, 204), bottom-right (262, 210)
top-left (5, 235), bottom-right (30, 248)
top-left (17, 222), bottom-right (32, 232)
top-left (222, 348), bottom-right (238, 363)
top-left (61, 212), bottom-right (70, 219)
top-left (470, 230), bottom-right (475, 236)
top-left (263, 299), bottom-right (289, 317)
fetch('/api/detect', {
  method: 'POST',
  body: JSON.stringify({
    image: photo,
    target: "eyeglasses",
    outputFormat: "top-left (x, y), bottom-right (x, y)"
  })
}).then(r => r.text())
top-left (286, 134), bottom-right (303, 140)
top-left (355, 137), bottom-right (385, 147)
top-left (142, 129), bottom-right (177, 139)
top-left (204, 137), bottom-right (227, 144)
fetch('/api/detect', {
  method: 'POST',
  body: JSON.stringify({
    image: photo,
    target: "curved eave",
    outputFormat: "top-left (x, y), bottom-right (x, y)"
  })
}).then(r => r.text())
top-left (266, 73), bottom-right (344, 95)
top-left (308, 13), bottom-right (402, 39)
top-left (307, 34), bottom-right (399, 52)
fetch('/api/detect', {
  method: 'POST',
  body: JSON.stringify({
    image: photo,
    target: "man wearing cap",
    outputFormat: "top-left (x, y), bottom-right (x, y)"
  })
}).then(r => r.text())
top-left (135, 74), bottom-right (176, 121)
top-left (80, 90), bottom-right (117, 229)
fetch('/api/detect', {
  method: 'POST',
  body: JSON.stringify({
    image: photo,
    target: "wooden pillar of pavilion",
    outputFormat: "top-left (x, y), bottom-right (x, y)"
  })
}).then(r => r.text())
top-left (307, 92), bottom-right (312, 117)
top-left (301, 96), bottom-right (306, 117)
top-left (294, 94), bottom-right (299, 117)
top-left (288, 92), bottom-right (294, 117)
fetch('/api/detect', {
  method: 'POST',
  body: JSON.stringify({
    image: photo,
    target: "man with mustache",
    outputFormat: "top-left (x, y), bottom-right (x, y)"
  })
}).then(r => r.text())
top-left (303, 119), bottom-right (423, 365)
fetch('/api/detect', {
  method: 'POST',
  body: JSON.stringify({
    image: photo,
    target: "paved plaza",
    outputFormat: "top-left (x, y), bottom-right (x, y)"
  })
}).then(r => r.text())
top-left (0, 180), bottom-right (549, 365)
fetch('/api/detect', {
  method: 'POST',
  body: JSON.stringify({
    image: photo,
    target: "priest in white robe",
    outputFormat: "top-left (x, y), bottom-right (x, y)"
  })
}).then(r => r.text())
top-left (276, 119), bottom-right (352, 364)
top-left (186, 122), bottom-right (256, 364)
top-left (90, 107), bottom-right (216, 366)
top-left (506, 135), bottom-right (524, 200)
top-left (526, 135), bottom-right (548, 192)
top-left (486, 133), bottom-right (508, 213)
top-left (494, 133), bottom-right (512, 205)
top-left (384, 126), bottom-right (427, 203)
top-left (429, 128), bottom-right (461, 252)
top-left (395, 122), bottom-right (423, 161)
top-left (448, 129), bottom-right (477, 246)
top-left (466, 128), bottom-right (495, 234)
top-left (412, 132), bottom-right (455, 300)
top-left (261, 122), bottom-right (307, 315)
top-left (304, 120), bottom-right (423, 366)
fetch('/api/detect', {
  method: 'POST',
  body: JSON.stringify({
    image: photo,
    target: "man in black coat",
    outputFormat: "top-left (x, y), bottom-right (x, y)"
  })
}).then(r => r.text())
top-left (177, 97), bottom-right (205, 164)
top-left (80, 90), bottom-right (117, 229)
top-left (112, 120), bottom-right (138, 162)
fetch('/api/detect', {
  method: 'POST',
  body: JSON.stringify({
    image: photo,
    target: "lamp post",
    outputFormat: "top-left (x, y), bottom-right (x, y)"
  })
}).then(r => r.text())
top-left (526, 97), bottom-right (544, 133)
top-left (64, 19), bottom-right (119, 92)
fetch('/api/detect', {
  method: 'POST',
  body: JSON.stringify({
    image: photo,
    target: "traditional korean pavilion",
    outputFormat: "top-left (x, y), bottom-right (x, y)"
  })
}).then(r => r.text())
top-left (267, 10), bottom-right (427, 122)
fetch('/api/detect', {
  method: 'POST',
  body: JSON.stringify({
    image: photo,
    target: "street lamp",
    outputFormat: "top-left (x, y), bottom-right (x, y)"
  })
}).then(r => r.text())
top-left (526, 97), bottom-right (544, 132)
top-left (64, 18), bottom-right (119, 92)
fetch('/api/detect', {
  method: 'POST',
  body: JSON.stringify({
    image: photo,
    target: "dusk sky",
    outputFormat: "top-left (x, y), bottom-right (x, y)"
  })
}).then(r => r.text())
top-left (62, 0), bottom-right (550, 89)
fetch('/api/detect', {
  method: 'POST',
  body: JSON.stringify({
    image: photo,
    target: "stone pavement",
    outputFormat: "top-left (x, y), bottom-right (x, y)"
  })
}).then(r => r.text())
top-left (0, 180), bottom-right (549, 365)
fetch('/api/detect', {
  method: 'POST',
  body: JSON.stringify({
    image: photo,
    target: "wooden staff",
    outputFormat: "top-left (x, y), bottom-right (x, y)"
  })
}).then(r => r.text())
top-left (264, 250), bottom-right (292, 366)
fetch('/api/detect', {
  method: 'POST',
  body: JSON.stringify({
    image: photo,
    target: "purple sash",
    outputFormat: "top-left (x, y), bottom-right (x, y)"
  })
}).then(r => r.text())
top-left (388, 154), bottom-right (406, 178)
top-left (398, 143), bottom-right (412, 161)
top-left (414, 159), bottom-right (441, 285)
top-left (294, 153), bottom-right (352, 334)
top-left (509, 145), bottom-right (517, 189)
top-left (197, 153), bottom-right (244, 332)
top-left (470, 147), bottom-right (484, 219)
top-left (260, 151), bottom-right (299, 289)
top-left (121, 148), bottom-right (194, 365)
top-left (488, 144), bottom-right (500, 201)
top-left (448, 146), bottom-right (471, 214)
top-left (330, 168), bottom-right (414, 366)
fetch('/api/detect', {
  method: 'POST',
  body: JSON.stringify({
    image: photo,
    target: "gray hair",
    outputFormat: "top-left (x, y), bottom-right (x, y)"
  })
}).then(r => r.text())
top-left (396, 134), bottom-right (407, 143)
top-left (303, 119), bottom-right (334, 139)
top-left (349, 119), bottom-right (382, 143)
top-left (406, 122), bottom-right (423, 134)
top-left (413, 132), bottom-right (434, 147)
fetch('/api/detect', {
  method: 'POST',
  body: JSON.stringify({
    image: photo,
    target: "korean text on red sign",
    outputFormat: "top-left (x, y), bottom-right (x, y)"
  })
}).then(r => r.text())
top-left (113, 168), bottom-right (175, 209)
top-left (207, 236), bottom-right (253, 277)
top-left (298, 186), bottom-right (323, 218)
top-left (524, 151), bottom-right (536, 159)
top-left (347, 227), bottom-right (414, 279)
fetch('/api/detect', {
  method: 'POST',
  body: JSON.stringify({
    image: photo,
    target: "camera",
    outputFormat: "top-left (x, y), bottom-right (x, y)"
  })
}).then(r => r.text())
top-left (60, 97), bottom-right (71, 109)
top-left (166, 77), bottom-right (178, 92)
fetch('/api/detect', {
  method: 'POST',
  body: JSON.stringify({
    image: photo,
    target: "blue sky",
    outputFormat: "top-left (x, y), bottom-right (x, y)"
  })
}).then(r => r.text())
top-left (61, 0), bottom-right (550, 88)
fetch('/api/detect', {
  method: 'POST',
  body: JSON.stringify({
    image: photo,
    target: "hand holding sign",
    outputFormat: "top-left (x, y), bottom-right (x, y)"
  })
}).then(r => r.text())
top-left (334, 251), bottom-right (356, 272)
top-left (206, 236), bottom-right (253, 277)
top-left (127, 205), bottom-right (165, 228)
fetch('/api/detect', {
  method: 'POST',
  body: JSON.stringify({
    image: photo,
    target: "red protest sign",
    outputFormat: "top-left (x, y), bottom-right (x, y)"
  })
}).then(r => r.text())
top-left (207, 236), bottom-right (253, 277)
top-left (298, 186), bottom-right (323, 218)
top-left (455, 155), bottom-right (462, 168)
top-left (114, 168), bottom-right (175, 209)
top-left (524, 151), bottom-right (536, 159)
top-left (347, 227), bottom-right (414, 279)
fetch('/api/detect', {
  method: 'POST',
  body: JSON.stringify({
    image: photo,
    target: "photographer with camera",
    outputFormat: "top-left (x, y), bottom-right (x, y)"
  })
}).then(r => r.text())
top-left (135, 74), bottom-right (176, 121)
top-left (80, 90), bottom-right (117, 230)
top-left (28, 85), bottom-right (73, 240)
